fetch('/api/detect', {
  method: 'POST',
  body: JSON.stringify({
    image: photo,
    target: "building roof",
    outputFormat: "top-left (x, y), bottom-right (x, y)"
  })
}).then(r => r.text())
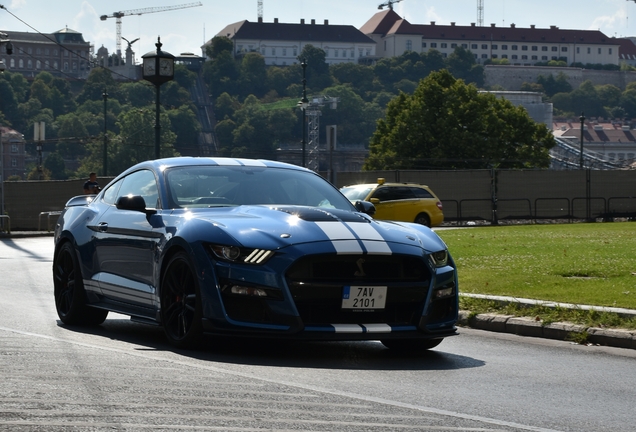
top-left (617, 38), bottom-right (636, 60)
top-left (0, 28), bottom-right (88, 45)
top-left (360, 10), bottom-right (618, 46)
top-left (553, 120), bottom-right (636, 144)
top-left (216, 19), bottom-right (376, 44)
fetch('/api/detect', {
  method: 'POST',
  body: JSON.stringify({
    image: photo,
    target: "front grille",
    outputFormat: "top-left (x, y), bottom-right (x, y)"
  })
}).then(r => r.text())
top-left (286, 254), bottom-right (431, 326)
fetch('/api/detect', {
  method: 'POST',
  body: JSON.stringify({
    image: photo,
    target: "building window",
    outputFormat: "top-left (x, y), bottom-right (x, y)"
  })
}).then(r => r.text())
top-left (422, 42), bottom-right (427, 48)
top-left (561, 47), bottom-right (568, 52)
top-left (474, 54), bottom-right (478, 59)
top-left (442, 53), bottom-right (447, 58)
top-left (461, 43), bottom-right (468, 48)
top-left (11, 144), bottom-right (18, 152)
top-left (19, 59), bottom-right (23, 68)
top-left (261, 47), bottom-right (265, 55)
top-left (271, 48), bottom-right (276, 55)
top-left (481, 44), bottom-right (488, 49)
top-left (450, 43), bottom-right (457, 48)
top-left (512, 55), bottom-right (518, 59)
top-left (492, 44), bottom-right (498, 49)
top-left (609, 48), bottom-right (613, 54)
top-left (293, 48), bottom-right (298, 56)
top-left (587, 47), bottom-right (591, 54)
top-left (552, 46), bottom-right (558, 51)
top-left (532, 46), bottom-right (538, 51)
top-left (502, 54), bottom-right (508, 59)
top-left (36, 60), bottom-right (41, 69)
top-left (542, 56), bottom-right (548, 60)
top-left (531, 55), bottom-right (538, 60)
top-left (522, 45), bottom-right (528, 51)
top-left (551, 56), bottom-right (558, 60)
top-left (282, 48), bottom-right (287, 56)
top-left (492, 54), bottom-right (498, 58)
top-left (359, 48), bottom-right (363, 57)
top-left (576, 47), bottom-right (580, 54)
top-left (481, 54), bottom-right (488, 58)
top-left (44, 60), bottom-right (49, 69)
top-left (351, 50), bottom-right (354, 58)
top-left (521, 55), bottom-right (528, 60)
top-left (472, 44), bottom-right (478, 49)
top-left (598, 47), bottom-right (602, 54)
top-left (406, 40), bottom-right (412, 51)
top-left (502, 44), bottom-right (508, 50)
top-left (366, 49), bottom-right (371, 56)
top-left (325, 49), bottom-right (330, 57)
top-left (441, 43), bottom-right (447, 48)
top-left (431, 42), bottom-right (437, 48)
top-left (11, 158), bottom-right (17, 167)
top-left (27, 59), bottom-right (33, 68)
top-left (335, 50), bottom-right (338, 57)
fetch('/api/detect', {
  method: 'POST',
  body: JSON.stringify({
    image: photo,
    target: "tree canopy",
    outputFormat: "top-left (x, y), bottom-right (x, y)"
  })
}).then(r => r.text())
top-left (365, 70), bottom-right (555, 170)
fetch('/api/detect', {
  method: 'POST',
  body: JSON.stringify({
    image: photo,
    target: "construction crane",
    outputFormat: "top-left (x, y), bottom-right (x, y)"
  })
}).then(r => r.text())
top-left (258, 0), bottom-right (263, 20)
top-left (100, 2), bottom-right (202, 57)
top-left (378, 0), bottom-right (402, 10)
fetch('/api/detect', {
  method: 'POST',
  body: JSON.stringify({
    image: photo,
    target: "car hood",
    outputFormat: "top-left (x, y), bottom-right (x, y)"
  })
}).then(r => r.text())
top-left (187, 205), bottom-right (445, 253)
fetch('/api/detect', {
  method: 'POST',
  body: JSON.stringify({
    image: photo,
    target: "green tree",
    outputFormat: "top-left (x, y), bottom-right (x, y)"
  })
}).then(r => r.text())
top-left (205, 36), bottom-right (234, 59)
top-left (537, 73), bottom-right (572, 97)
top-left (43, 152), bottom-right (68, 180)
top-left (76, 67), bottom-right (119, 105)
top-left (239, 53), bottom-right (267, 98)
top-left (168, 105), bottom-right (201, 155)
top-left (365, 70), bottom-right (555, 170)
top-left (298, 44), bottom-right (332, 90)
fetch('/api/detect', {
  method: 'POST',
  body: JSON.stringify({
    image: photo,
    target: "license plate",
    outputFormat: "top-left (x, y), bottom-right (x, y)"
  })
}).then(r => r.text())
top-left (342, 286), bottom-right (387, 310)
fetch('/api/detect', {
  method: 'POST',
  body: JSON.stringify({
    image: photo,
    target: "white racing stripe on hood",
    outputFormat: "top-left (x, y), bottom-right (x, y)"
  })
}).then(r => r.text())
top-left (316, 221), bottom-right (393, 255)
top-left (315, 221), bottom-right (363, 254)
top-left (346, 222), bottom-right (392, 255)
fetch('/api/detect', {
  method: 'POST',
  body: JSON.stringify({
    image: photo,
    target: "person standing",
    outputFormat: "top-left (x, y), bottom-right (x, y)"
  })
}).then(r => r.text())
top-left (83, 172), bottom-right (100, 194)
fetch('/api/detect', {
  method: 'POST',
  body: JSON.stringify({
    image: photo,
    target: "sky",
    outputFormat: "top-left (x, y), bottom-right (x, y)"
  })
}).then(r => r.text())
top-left (1, 0), bottom-right (636, 62)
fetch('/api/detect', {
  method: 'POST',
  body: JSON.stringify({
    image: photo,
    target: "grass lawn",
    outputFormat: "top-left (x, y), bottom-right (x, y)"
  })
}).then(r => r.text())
top-left (436, 222), bottom-right (636, 310)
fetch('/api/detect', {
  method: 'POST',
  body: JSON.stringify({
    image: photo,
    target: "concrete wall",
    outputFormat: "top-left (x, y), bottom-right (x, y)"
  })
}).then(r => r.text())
top-left (485, 65), bottom-right (636, 90)
top-left (3, 170), bottom-right (636, 229)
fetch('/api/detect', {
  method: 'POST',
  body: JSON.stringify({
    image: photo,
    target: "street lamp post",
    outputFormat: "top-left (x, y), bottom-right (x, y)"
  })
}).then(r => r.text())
top-left (142, 37), bottom-right (174, 159)
top-left (102, 90), bottom-right (108, 176)
top-left (297, 59), bottom-right (308, 167)
top-left (579, 112), bottom-right (585, 169)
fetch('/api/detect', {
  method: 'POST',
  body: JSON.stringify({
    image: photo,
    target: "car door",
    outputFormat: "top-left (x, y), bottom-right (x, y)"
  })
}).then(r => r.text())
top-left (388, 186), bottom-right (417, 222)
top-left (92, 169), bottom-right (163, 309)
top-left (369, 186), bottom-right (397, 220)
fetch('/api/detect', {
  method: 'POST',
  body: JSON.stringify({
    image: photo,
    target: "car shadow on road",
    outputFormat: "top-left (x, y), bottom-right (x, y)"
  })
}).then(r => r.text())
top-left (58, 318), bottom-right (485, 372)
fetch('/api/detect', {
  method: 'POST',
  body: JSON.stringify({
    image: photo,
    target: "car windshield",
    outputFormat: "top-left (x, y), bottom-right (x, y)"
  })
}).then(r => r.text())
top-left (340, 185), bottom-right (374, 202)
top-left (165, 165), bottom-right (355, 211)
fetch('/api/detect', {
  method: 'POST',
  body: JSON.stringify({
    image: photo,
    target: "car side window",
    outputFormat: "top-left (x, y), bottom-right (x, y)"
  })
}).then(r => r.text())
top-left (372, 186), bottom-right (414, 202)
top-left (411, 187), bottom-right (434, 199)
top-left (102, 178), bottom-right (123, 205)
top-left (117, 170), bottom-right (159, 208)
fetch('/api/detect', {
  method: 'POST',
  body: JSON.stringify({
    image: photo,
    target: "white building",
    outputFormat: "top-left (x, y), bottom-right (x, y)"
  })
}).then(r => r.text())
top-left (361, 9), bottom-right (620, 66)
top-left (212, 18), bottom-right (376, 66)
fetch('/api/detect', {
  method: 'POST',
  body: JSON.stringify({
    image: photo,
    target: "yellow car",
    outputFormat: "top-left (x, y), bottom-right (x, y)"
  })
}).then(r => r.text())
top-left (340, 179), bottom-right (444, 227)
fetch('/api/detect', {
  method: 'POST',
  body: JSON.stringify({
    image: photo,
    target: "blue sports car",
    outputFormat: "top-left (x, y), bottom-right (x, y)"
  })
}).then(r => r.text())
top-left (53, 157), bottom-right (458, 350)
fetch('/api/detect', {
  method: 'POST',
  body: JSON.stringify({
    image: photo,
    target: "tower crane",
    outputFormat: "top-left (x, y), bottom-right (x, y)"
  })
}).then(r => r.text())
top-left (100, 2), bottom-right (202, 56)
top-left (477, 0), bottom-right (484, 26)
top-left (258, 0), bottom-right (263, 20)
top-left (378, 0), bottom-right (402, 10)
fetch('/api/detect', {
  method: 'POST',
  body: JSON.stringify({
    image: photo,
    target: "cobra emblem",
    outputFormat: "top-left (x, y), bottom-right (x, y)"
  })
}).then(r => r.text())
top-left (354, 258), bottom-right (366, 277)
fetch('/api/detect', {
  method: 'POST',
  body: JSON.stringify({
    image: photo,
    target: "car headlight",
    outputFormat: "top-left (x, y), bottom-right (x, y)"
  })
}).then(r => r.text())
top-left (209, 244), bottom-right (274, 265)
top-left (429, 250), bottom-right (449, 267)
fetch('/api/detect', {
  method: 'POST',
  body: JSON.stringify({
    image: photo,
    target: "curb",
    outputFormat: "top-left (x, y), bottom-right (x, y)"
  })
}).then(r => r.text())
top-left (458, 311), bottom-right (636, 349)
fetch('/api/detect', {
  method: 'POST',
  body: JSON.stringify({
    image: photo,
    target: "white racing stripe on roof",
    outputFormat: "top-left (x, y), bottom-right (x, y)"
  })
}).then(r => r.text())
top-left (315, 221), bottom-right (363, 254)
top-left (346, 222), bottom-right (392, 255)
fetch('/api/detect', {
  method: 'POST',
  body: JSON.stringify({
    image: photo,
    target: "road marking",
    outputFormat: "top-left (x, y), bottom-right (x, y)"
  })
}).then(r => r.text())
top-left (0, 325), bottom-right (561, 432)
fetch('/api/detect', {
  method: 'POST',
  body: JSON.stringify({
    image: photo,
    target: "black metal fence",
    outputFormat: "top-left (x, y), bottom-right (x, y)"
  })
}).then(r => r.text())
top-left (334, 169), bottom-right (636, 225)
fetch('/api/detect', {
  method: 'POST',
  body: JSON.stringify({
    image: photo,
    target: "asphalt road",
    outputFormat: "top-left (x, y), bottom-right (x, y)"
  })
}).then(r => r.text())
top-left (1, 237), bottom-right (635, 432)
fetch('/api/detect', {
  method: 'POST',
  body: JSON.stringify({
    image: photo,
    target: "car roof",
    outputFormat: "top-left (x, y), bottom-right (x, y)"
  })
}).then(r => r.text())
top-left (344, 183), bottom-right (433, 189)
top-left (119, 157), bottom-right (310, 176)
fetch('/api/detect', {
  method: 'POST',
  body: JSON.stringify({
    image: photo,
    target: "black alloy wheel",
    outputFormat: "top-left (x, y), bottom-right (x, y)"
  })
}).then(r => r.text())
top-left (53, 242), bottom-right (108, 325)
top-left (161, 251), bottom-right (203, 348)
top-left (414, 213), bottom-right (431, 227)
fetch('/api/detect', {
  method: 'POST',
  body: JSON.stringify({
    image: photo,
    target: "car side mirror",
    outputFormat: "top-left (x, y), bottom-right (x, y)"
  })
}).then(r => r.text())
top-left (370, 198), bottom-right (380, 204)
top-left (116, 195), bottom-right (149, 213)
top-left (354, 200), bottom-right (376, 217)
